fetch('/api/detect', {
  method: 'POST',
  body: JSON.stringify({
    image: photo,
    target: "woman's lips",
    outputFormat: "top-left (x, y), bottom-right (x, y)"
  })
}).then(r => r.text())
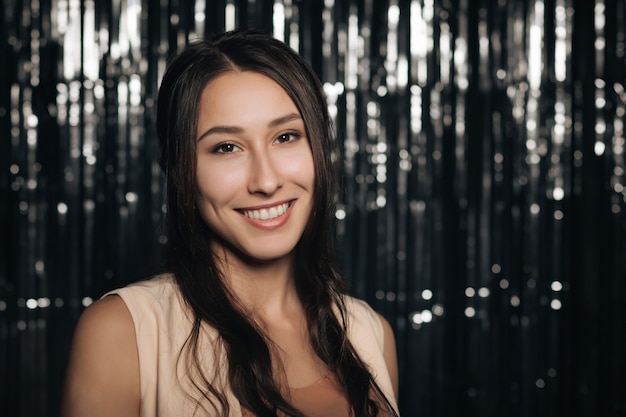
top-left (241, 201), bottom-right (291, 220)
top-left (238, 201), bottom-right (295, 230)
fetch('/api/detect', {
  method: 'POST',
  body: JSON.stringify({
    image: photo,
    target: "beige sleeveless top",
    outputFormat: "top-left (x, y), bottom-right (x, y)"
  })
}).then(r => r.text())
top-left (106, 274), bottom-right (399, 416)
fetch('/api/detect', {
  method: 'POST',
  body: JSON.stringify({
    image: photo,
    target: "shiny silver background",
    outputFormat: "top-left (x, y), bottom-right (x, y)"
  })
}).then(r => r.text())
top-left (1, 0), bottom-right (625, 416)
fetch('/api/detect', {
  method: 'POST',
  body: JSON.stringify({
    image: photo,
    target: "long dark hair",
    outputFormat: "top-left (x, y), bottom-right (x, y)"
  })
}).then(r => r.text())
top-left (157, 30), bottom-right (396, 416)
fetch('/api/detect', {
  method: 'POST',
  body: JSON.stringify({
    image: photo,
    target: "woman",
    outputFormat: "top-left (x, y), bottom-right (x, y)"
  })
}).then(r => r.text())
top-left (62, 30), bottom-right (399, 417)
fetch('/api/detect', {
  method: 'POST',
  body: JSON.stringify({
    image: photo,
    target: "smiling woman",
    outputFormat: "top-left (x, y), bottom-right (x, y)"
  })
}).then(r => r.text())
top-left (61, 30), bottom-right (399, 417)
top-left (194, 71), bottom-right (315, 263)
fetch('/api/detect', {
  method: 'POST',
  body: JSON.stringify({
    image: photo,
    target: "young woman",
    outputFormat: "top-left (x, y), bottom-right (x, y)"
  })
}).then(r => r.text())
top-left (62, 30), bottom-right (399, 417)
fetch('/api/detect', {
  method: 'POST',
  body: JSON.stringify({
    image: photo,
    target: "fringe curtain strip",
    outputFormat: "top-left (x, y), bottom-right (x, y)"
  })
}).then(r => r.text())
top-left (1, 1), bottom-right (625, 416)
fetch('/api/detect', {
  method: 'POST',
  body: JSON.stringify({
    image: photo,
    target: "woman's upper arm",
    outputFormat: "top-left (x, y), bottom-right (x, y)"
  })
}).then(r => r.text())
top-left (61, 295), bottom-right (140, 417)
top-left (377, 313), bottom-right (399, 400)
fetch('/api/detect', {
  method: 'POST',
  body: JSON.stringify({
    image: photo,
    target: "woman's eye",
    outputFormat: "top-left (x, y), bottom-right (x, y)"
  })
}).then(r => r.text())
top-left (275, 132), bottom-right (300, 144)
top-left (213, 143), bottom-right (239, 154)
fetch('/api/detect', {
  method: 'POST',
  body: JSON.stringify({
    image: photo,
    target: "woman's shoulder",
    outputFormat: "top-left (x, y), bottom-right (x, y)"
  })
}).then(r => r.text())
top-left (103, 273), bottom-right (184, 313)
top-left (62, 294), bottom-right (140, 416)
top-left (68, 273), bottom-right (181, 358)
top-left (343, 294), bottom-right (376, 314)
top-left (105, 273), bottom-right (178, 298)
top-left (342, 295), bottom-right (385, 349)
top-left (341, 295), bottom-right (400, 409)
top-left (103, 273), bottom-right (194, 336)
top-left (343, 295), bottom-right (382, 324)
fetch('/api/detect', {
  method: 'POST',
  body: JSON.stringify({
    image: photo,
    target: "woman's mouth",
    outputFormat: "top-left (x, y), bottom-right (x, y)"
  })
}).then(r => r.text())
top-left (241, 202), bottom-right (291, 220)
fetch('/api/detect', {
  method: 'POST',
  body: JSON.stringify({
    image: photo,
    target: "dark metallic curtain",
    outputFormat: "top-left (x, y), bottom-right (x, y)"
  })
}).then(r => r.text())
top-left (1, 1), bottom-right (625, 416)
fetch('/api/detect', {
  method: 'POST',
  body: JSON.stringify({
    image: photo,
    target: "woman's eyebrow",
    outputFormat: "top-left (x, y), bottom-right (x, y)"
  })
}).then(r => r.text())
top-left (267, 113), bottom-right (302, 128)
top-left (197, 113), bottom-right (303, 142)
top-left (197, 125), bottom-right (242, 142)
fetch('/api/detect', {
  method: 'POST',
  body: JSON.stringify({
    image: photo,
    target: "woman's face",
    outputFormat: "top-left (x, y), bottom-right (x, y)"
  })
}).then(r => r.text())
top-left (194, 70), bottom-right (315, 263)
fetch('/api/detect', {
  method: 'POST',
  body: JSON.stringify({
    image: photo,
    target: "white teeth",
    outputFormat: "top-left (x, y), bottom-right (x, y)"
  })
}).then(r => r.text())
top-left (243, 202), bottom-right (290, 220)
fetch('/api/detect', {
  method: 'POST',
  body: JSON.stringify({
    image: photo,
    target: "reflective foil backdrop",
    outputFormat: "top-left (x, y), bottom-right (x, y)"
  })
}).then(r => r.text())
top-left (1, 1), bottom-right (625, 416)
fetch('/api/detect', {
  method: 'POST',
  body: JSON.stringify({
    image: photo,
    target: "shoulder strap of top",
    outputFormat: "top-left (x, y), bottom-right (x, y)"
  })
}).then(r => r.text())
top-left (343, 296), bottom-right (399, 415)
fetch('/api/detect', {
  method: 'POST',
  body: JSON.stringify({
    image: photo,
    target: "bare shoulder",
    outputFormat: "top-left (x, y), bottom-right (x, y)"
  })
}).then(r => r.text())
top-left (62, 295), bottom-right (140, 417)
top-left (376, 313), bottom-right (399, 400)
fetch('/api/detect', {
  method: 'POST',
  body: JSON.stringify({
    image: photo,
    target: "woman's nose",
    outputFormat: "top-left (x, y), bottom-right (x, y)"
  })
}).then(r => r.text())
top-left (247, 151), bottom-right (283, 195)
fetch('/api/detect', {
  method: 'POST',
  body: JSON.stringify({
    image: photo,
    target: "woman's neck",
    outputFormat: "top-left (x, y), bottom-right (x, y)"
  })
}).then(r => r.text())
top-left (213, 247), bottom-right (302, 320)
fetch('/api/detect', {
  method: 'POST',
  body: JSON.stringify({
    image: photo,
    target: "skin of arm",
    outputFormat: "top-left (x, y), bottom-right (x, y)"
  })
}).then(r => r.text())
top-left (377, 313), bottom-right (399, 400)
top-left (61, 295), bottom-right (141, 417)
